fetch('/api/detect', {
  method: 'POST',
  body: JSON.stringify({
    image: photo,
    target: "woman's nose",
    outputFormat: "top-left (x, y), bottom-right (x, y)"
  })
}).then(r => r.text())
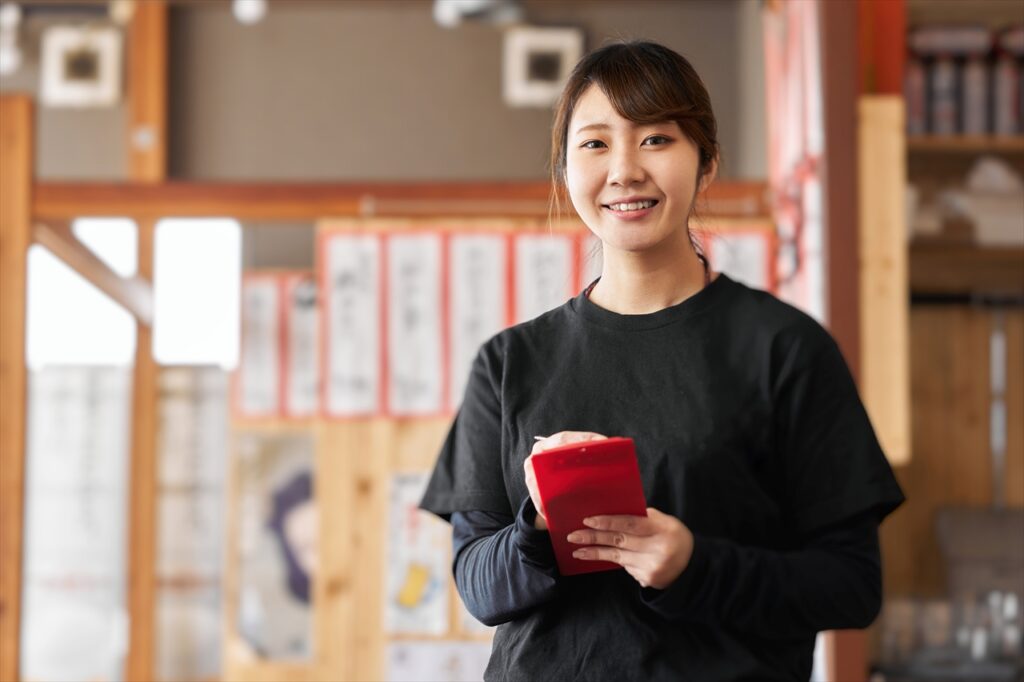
top-left (606, 148), bottom-right (646, 186)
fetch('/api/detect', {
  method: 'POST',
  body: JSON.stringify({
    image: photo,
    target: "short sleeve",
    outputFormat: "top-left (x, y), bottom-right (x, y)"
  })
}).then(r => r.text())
top-left (419, 343), bottom-right (512, 521)
top-left (774, 326), bottom-right (905, 536)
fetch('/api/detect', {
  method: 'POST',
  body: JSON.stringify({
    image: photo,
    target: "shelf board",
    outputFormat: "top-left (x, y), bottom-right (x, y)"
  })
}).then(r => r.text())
top-left (907, 136), bottom-right (1024, 154)
top-left (910, 242), bottom-right (1024, 297)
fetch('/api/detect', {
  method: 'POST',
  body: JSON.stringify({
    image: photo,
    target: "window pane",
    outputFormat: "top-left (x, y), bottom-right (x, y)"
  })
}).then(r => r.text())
top-left (153, 219), bottom-right (241, 368)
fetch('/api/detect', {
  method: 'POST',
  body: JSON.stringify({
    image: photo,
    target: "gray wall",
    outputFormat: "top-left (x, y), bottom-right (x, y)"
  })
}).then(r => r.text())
top-left (0, 13), bottom-right (126, 180)
top-left (169, 0), bottom-right (765, 181)
top-left (2, 0), bottom-right (765, 182)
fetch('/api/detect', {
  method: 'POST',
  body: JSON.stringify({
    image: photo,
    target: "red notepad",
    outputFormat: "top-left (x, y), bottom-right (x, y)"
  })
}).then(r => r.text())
top-left (531, 437), bottom-right (648, 576)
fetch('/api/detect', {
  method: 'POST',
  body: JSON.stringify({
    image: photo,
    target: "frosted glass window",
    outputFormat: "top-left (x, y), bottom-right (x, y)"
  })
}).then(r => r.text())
top-left (26, 218), bottom-right (138, 369)
top-left (153, 219), bottom-right (241, 369)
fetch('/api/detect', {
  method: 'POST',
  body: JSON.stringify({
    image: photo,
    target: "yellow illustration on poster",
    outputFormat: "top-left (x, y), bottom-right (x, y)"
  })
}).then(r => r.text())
top-left (385, 472), bottom-right (449, 635)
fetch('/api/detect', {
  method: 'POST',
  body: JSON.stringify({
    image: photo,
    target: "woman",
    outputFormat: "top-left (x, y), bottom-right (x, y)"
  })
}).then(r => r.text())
top-left (420, 41), bottom-right (904, 681)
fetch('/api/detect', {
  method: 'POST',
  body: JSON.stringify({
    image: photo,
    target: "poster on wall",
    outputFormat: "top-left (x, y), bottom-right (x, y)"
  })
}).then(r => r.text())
top-left (284, 274), bottom-right (320, 417)
top-left (235, 433), bottom-right (316, 660)
top-left (704, 230), bottom-right (775, 293)
top-left (238, 277), bottom-right (281, 417)
top-left (324, 234), bottom-right (381, 416)
top-left (514, 234), bottom-right (575, 323)
top-left (387, 234), bottom-right (444, 415)
top-left (386, 641), bottom-right (492, 682)
top-left (448, 234), bottom-right (507, 410)
top-left (385, 472), bottom-right (449, 635)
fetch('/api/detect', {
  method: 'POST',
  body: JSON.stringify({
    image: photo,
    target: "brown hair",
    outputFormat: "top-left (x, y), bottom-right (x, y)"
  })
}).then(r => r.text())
top-left (549, 41), bottom-right (720, 224)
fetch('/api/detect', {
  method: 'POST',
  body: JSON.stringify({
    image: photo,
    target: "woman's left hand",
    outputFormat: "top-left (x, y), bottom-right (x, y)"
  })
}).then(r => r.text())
top-left (566, 507), bottom-right (694, 590)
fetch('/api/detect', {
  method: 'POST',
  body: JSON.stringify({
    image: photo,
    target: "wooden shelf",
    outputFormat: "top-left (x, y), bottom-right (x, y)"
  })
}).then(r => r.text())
top-left (908, 136), bottom-right (1024, 154)
top-left (910, 243), bottom-right (1024, 297)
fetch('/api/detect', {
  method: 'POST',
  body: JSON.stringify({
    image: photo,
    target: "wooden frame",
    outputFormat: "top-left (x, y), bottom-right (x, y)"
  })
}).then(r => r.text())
top-left (0, 94), bottom-right (33, 682)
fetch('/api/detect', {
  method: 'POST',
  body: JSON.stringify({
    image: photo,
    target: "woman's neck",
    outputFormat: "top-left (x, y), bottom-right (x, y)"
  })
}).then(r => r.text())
top-left (588, 243), bottom-right (710, 315)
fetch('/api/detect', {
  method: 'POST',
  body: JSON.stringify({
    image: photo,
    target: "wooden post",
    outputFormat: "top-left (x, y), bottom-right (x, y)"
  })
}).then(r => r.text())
top-left (0, 94), bottom-right (34, 682)
top-left (124, 2), bottom-right (167, 680)
top-left (126, 219), bottom-right (159, 682)
top-left (128, 0), bottom-right (168, 182)
top-left (821, 0), bottom-right (868, 678)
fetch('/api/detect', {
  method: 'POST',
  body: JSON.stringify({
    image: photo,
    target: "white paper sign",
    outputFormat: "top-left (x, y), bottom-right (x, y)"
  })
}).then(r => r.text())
top-left (325, 234), bottom-right (381, 415)
top-left (449, 234), bottom-right (507, 409)
top-left (387, 641), bottom-right (492, 682)
top-left (514, 234), bottom-right (574, 323)
top-left (285, 275), bottom-right (320, 417)
top-left (239, 278), bottom-right (281, 416)
top-left (387, 234), bottom-right (443, 415)
top-left (385, 473), bottom-right (449, 635)
top-left (708, 231), bottom-right (772, 292)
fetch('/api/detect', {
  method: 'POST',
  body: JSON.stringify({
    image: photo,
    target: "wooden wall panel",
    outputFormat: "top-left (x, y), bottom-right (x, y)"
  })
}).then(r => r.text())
top-left (881, 306), bottom-right (1022, 598)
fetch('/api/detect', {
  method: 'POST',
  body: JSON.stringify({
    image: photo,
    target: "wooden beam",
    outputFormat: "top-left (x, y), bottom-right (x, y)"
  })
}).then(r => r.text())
top-left (124, 4), bottom-right (166, 681)
top-left (31, 221), bottom-right (154, 326)
top-left (125, 219), bottom-right (158, 682)
top-left (859, 96), bottom-right (911, 466)
top-left (33, 181), bottom-right (772, 222)
top-left (0, 94), bottom-right (33, 682)
top-left (127, 0), bottom-right (168, 181)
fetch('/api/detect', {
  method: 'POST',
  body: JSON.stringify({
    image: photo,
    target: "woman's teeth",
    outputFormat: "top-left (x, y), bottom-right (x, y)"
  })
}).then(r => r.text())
top-left (607, 200), bottom-right (656, 211)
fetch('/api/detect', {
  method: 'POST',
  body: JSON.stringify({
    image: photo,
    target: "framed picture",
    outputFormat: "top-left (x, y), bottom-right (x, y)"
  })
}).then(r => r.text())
top-left (41, 25), bottom-right (122, 108)
top-left (503, 26), bottom-right (583, 107)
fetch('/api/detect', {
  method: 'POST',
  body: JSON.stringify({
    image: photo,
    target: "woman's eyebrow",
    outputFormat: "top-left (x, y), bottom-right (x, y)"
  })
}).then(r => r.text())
top-left (574, 122), bottom-right (610, 135)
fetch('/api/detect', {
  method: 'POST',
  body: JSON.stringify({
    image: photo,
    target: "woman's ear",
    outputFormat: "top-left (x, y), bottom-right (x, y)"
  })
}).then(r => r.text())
top-left (697, 156), bottom-right (718, 194)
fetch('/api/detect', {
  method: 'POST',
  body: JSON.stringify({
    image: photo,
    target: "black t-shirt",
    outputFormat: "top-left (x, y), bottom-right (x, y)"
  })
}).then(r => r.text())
top-left (420, 274), bottom-right (905, 681)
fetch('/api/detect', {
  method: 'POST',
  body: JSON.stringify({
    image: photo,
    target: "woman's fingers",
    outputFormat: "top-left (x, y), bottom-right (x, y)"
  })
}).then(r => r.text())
top-left (581, 513), bottom-right (655, 536)
top-left (531, 431), bottom-right (608, 454)
top-left (566, 528), bottom-right (631, 548)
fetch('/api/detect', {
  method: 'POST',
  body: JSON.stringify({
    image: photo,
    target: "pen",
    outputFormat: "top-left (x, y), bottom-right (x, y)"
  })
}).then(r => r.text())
top-left (534, 436), bottom-right (547, 441)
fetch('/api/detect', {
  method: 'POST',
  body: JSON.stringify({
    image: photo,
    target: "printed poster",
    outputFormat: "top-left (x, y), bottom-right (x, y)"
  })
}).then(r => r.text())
top-left (387, 234), bottom-right (444, 415)
top-left (706, 230), bottom-right (774, 293)
top-left (448, 234), bottom-right (507, 410)
top-left (324, 233), bottom-right (381, 416)
top-left (385, 472), bottom-right (449, 635)
top-left (238, 277), bottom-right (281, 417)
top-left (514, 234), bottom-right (575, 323)
top-left (387, 641), bottom-right (492, 682)
top-left (284, 274), bottom-right (320, 417)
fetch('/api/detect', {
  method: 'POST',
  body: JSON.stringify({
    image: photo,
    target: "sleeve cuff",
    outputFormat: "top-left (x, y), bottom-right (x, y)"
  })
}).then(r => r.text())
top-left (513, 496), bottom-right (557, 570)
top-left (639, 533), bottom-right (712, 619)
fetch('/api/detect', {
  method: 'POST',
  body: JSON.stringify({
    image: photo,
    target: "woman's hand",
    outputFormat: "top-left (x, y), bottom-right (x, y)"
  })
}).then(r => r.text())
top-left (566, 507), bottom-right (694, 589)
top-left (524, 431), bottom-right (608, 531)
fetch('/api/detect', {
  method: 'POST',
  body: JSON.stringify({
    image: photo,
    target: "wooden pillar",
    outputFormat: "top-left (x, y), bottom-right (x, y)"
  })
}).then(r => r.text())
top-left (820, 0), bottom-right (869, 679)
top-left (0, 95), bottom-right (34, 682)
top-left (124, 2), bottom-right (167, 680)
top-left (126, 220), bottom-right (159, 682)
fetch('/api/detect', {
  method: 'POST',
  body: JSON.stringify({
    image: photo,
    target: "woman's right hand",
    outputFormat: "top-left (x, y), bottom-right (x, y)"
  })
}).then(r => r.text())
top-left (524, 431), bottom-right (609, 530)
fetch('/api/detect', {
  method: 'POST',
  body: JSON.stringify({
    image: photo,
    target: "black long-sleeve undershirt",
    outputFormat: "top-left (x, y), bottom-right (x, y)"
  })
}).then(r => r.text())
top-left (452, 499), bottom-right (883, 638)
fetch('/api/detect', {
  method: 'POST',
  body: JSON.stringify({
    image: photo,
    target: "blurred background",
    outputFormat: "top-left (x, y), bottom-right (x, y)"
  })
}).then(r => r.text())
top-left (0, 1), bottom-right (1021, 681)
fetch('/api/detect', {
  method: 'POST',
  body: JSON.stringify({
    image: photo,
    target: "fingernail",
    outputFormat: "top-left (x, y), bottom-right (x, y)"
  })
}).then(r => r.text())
top-left (583, 517), bottom-right (595, 526)
top-left (567, 533), bottom-right (582, 543)
top-left (572, 550), bottom-right (585, 559)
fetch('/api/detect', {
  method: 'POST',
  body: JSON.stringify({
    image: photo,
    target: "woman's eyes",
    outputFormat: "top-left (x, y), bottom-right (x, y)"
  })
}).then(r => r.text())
top-left (578, 135), bottom-right (671, 150)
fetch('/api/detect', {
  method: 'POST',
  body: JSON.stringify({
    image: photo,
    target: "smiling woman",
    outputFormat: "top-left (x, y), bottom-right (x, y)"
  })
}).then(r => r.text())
top-left (420, 41), bottom-right (905, 682)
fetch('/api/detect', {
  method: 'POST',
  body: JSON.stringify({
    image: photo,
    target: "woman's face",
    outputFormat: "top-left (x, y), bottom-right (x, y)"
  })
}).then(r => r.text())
top-left (565, 85), bottom-right (712, 256)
